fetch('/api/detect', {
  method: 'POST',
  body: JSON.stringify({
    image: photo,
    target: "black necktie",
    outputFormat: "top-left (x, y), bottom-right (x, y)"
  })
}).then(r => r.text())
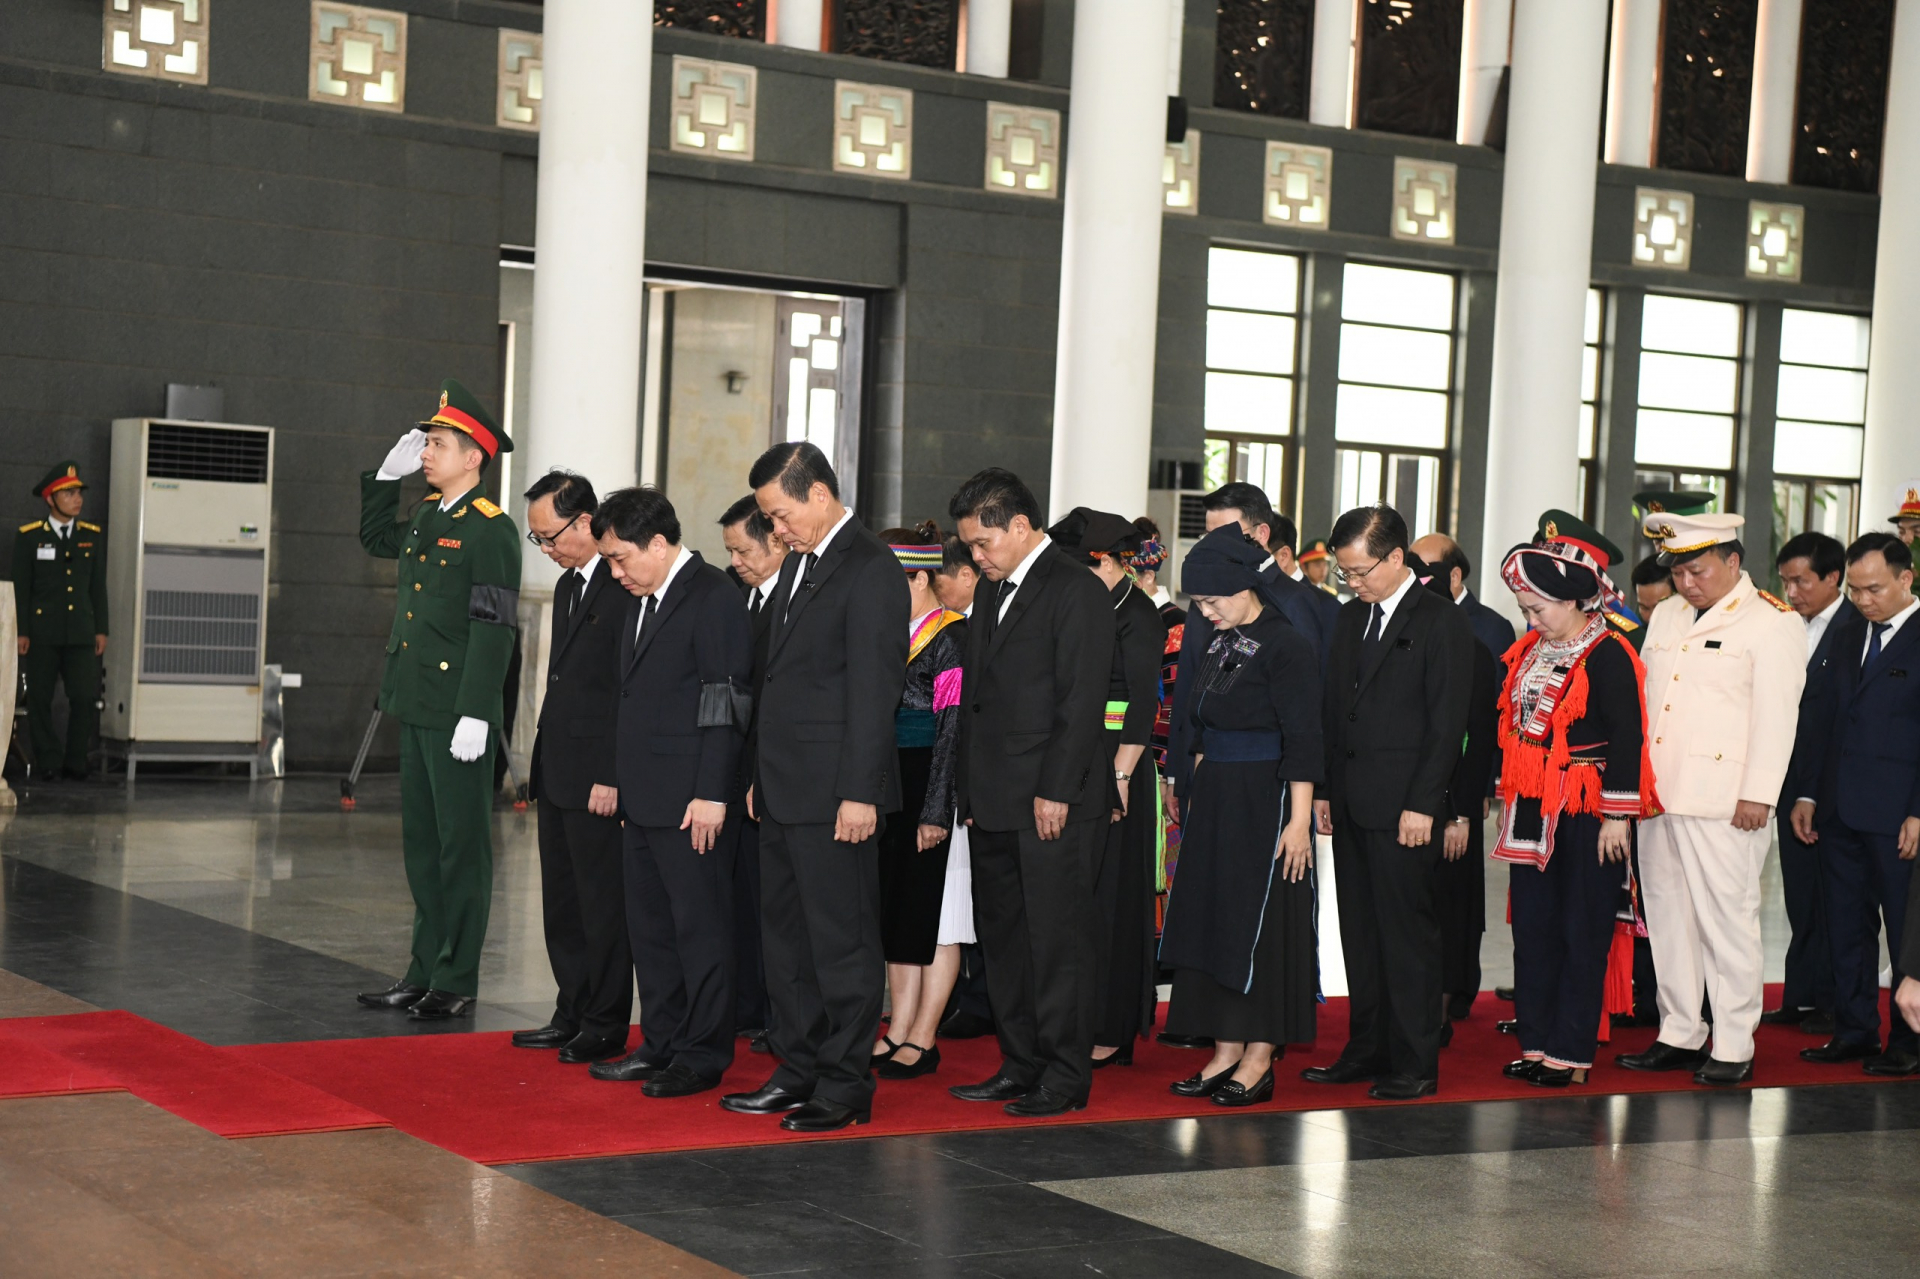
top-left (635, 593), bottom-right (657, 648)
top-left (785, 553), bottom-right (816, 621)
top-left (1363, 603), bottom-right (1383, 646)
top-left (749, 588), bottom-right (762, 621)
top-left (1866, 621), bottom-right (1891, 671)
top-left (562, 570), bottom-right (584, 624)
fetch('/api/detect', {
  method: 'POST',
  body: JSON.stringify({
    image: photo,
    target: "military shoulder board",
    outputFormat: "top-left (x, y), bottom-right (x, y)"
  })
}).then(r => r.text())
top-left (471, 498), bottom-right (502, 518)
top-left (1754, 589), bottom-right (1793, 612)
top-left (18, 521), bottom-right (41, 533)
top-left (1604, 609), bottom-right (1639, 632)
top-left (77, 521), bottom-right (101, 532)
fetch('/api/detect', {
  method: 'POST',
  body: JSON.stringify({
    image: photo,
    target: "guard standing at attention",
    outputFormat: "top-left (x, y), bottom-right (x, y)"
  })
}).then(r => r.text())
top-left (13, 462), bottom-right (108, 781)
top-left (356, 379), bottom-right (521, 1021)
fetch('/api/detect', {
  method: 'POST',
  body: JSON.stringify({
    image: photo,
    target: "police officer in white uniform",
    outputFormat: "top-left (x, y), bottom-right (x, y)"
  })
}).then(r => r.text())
top-left (1618, 512), bottom-right (1805, 1086)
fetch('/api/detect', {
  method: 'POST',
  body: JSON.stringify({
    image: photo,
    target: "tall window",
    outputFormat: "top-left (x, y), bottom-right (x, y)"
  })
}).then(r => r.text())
top-left (1579, 288), bottom-right (1604, 522)
top-left (1633, 294), bottom-right (1743, 513)
top-left (1202, 247), bottom-right (1302, 502)
top-left (1773, 308), bottom-right (1870, 555)
top-left (1334, 262), bottom-right (1456, 538)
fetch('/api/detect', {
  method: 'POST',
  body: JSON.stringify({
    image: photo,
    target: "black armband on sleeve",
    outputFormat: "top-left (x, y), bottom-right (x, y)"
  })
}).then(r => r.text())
top-left (469, 584), bottom-right (519, 626)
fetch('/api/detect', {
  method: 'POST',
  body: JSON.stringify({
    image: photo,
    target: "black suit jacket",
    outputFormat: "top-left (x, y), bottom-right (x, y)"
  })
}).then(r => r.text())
top-left (1445, 639), bottom-right (1500, 820)
top-left (956, 543), bottom-right (1115, 830)
top-left (613, 552), bottom-right (753, 827)
top-left (530, 559), bottom-right (622, 810)
top-left (1319, 577), bottom-right (1475, 829)
top-left (1799, 609), bottom-right (1920, 836)
top-left (1783, 598), bottom-right (1859, 807)
top-left (734, 578), bottom-right (780, 803)
top-left (1461, 589), bottom-right (1518, 661)
top-left (753, 516), bottom-right (909, 824)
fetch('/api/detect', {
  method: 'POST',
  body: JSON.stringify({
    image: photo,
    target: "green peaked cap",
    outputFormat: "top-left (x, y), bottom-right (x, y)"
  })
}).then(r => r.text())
top-left (420, 377), bottom-right (512, 456)
top-left (33, 460), bottom-right (86, 499)
top-left (1535, 508), bottom-right (1625, 569)
top-left (1632, 488), bottom-right (1714, 518)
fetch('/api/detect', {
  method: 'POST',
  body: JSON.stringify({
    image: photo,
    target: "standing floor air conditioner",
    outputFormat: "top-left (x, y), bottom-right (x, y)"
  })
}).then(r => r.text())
top-left (103, 419), bottom-right (274, 773)
top-left (1144, 488), bottom-right (1210, 600)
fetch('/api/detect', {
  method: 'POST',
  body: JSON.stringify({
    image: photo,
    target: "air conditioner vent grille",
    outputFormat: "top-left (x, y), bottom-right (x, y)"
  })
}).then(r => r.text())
top-left (146, 424), bottom-right (270, 484)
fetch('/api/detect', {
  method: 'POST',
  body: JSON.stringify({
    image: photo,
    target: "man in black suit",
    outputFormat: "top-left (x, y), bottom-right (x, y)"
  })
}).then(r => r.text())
top-left (947, 469), bottom-right (1115, 1117)
top-left (1305, 504), bottom-right (1474, 1100)
top-left (1772, 531), bottom-right (1854, 1033)
top-left (721, 442), bottom-right (908, 1133)
top-left (1790, 533), bottom-right (1920, 1076)
top-left (513, 471), bottom-right (631, 1065)
top-left (585, 487), bottom-right (752, 1099)
top-left (719, 494), bottom-right (789, 1050)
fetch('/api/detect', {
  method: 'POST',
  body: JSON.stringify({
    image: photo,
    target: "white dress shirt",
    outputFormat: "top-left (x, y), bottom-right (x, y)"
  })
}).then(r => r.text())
top-left (1803, 593), bottom-right (1843, 656)
top-left (1369, 565), bottom-right (1419, 632)
top-left (1861, 596), bottom-right (1920, 664)
top-left (790, 508), bottom-right (855, 600)
top-left (998, 534), bottom-right (1053, 620)
top-left (638, 545), bottom-right (695, 642)
top-left (47, 515), bottom-right (73, 539)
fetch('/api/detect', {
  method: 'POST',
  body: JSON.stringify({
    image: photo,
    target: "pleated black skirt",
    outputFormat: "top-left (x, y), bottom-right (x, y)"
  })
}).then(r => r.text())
top-left (878, 745), bottom-right (949, 965)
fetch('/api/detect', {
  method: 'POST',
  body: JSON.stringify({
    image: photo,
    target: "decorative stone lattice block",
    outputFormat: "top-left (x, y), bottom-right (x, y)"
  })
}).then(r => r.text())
top-left (310, 2), bottom-right (407, 113)
top-left (1632, 188), bottom-right (1694, 270)
top-left (497, 29), bottom-right (542, 132)
top-left (1163, 130), bottom-right (1199, 215)
top-left (1262, 142), bottom-right (1331, 229)
top-left (669, 57), bottom-right (756, 161)
top-left (833, 82), bottom-right (912, 180)
top-left (1391, 158), bottom-right (1456, 244)
top-left (984, 102), bottom-right (1060, 198)
top-left (104, 0), bottom-right (209, 85)
top-left (1746, 200), bottom-right (1804, 282)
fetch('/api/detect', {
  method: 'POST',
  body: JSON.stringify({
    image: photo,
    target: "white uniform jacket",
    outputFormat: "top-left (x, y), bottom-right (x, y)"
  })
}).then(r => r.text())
top-left (1641, 572), bottom-right (1806, 821)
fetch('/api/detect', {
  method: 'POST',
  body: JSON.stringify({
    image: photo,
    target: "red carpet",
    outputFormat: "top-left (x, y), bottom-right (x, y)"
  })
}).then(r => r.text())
top-left (227, 986), bottom-right (1920, 1165)
top-left (0, 1011), bottom-right (390, 1138)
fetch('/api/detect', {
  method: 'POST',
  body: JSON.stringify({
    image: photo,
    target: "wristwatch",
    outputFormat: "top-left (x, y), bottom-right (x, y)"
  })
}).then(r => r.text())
top-left (1114, 770), bottom-right (1131, 781)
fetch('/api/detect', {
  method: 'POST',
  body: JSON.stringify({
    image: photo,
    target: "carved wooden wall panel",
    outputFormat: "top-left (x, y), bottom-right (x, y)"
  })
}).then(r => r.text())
top-left (1793, 0), bottom-right (1895, 192)
top-left (654, 0), bottom-right (766, 41)
top-left (1353, 0), bottom-right (1463, 140)
top-left (1215, 0), bottom-right (1314, 120)
top-left (1655, 0), bottom-right (1757, 177)
top-left (837, 0), bottom-right (960, 70)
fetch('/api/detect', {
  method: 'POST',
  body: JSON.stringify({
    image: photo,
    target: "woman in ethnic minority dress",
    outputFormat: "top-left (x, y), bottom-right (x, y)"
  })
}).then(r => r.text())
top-left (1127, 526), bottom-right (1186, 951)
top-left (1158, 526), bottom-right (1323, 1106)
top-left (870, 524), bottom-right (969, 1080)
top-left (1495, 513), bottom-right (1660, 1086)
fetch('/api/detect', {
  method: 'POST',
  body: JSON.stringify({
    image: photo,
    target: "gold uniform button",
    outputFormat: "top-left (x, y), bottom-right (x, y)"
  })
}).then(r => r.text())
top-left (406, 611), bottom-right (413, 620)
top-left (439, 661), bottom-right (449, 671)
top-left (1655, 736), bottom-right (1663, 744)
top-left (1714, 752), bottom-right (1723, 760)
top-left (414, 583), bottom-right (422, 591)
top-left (1664, 703), bottom-right (1671, 711)
top-left (439, 559), bottom-right (447, 567)
top-left (419, 555), bottom-right (427, 562)
top-left (1681, 644), bottom-right (1688, 651)
top-left (402, 641), bottom-right (408, 648)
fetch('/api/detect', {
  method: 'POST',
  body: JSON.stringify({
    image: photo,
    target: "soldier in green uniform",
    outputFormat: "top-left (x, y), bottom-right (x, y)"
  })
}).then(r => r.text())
top-left (356, 379), bottom-right (521, 1021)
top-left (12, 462), bottom-right (108, 781)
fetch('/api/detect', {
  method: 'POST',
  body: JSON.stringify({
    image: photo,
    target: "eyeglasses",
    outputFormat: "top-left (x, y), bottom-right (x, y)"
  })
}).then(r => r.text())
top-left (526, 512), bottom-right (583, 549)
top-left (1333, 555), bottom-right (1383, 584)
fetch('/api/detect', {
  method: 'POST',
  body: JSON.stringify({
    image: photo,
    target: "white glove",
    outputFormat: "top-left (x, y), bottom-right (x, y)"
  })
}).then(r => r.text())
top-left (449, 716), bottom-right (490, 762)
top-left (376, 429), bottom-right (427, 481)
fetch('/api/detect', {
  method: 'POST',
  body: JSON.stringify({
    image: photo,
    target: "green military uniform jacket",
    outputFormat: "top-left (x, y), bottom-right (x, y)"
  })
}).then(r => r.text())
top-left (359, 473), bottom-right (520, 730)
top-left (12, 517), bottom-right (108, 644)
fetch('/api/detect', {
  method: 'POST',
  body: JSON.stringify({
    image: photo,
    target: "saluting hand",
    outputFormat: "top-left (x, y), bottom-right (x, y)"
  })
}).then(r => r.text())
top-left (682, 798), bottom-right (726, 853)
top-left (376, 429), bottom-right (427, 481)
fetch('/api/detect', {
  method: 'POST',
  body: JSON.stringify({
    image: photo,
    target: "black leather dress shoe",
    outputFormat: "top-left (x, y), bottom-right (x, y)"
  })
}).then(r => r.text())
top-left (1156, 1032), bottom-right (1214, 1049)
top-left (1800, 1037), bottom-right (1878, 1064)
top-left (511, 1023), bottom-right (574, 1049)
top-left (1693, 1057), bottom-right (1753, 1086)
top-left (1529, 1065), bottom-right (1576, 1088)
top-left (1368, 1075), bottom-right (1438, 1101)
top-left (721, 1082), bottom-right (812, 1114)
top-left (590, 1050), bottom-right (666, 1082)
top-left (1447, 992), bottom-right (1475, 1021)
top-left (357, 981), bottom-right (428, 1010)
top-left (1004, 1085), bottom-right (1085, 1117)
top-left (1503, 1058), bottom-right (1543, 1081)
top-left (559, 1032), bottom-right (628, 1064)
top-left (749, 1030), bottom-right (772, 1055)
top-left (1616, 1041), bottom-right (1709, 1072)
top-left (1211, 1068), bottom-right (1274, 1107)
top-left (1300, 1059), bottom-right (1376, 1085)
top-left (1170, 1068), bottom-right (1234, 1097)
top-left (781, 1097), bottom-right (868, 1132)
top-left (1761, 1005), bottom-right (1816, 1025)
top-left (644, 1062), bottom-right (720, 1099)
top-left (1863, 1049), bottom-right (1920, 1076)
top-left (406, 990), bottom-right (474, 1020)
top-left (1496, 1019), bottom-right (1518, 1035)
top-left (950, 1073), bottom-right (1032, 1103)
top-left (1090, 1044), bottom-right (1133, 1069)
top-left (937, 1010), bottom-right (995, 1040)
top-left (1495, 986), bottom-right (1515, 1001)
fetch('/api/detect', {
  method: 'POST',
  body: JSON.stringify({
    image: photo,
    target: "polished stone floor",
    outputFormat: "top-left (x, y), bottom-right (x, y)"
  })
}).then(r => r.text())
top-left (2, 774), bottom-right (1912, 1278)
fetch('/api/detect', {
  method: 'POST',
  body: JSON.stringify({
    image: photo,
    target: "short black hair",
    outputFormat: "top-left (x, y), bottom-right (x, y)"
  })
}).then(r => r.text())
top-left (749, 441), bottom-right (839, 501)
top-left (718, 493), bottom-right (776, 544)
top-left (1777, 531), bottom-right (1846, 581)
top-left (523, 469), bottom-right (597, 521)
top-left (1329, 504), bottom-right (1409, 561)
top-left (1847, 530), bottom-right (1915, 574)
top-left (938, 535), bottom-right (976, 577)
top-left (1630, 555), bottom-right (1671, 587)
top-left (1422, 532), bottom-right (1471, 584)
top-left (590, 485), bottom-right (681, 547)
top-left (1202, 483), bottom-right (1279, 549)
top-left (949, 467), bottom-right (1043, 530)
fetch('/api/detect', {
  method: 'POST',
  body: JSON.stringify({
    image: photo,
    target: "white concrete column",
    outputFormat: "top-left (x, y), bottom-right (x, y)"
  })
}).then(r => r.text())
top-left (1457, 0), bottom-right (1512, 145)
top-left (1479, 0), bottom-right (1611, 597)
top-left (1603, 0), bottom-right (1661, 165)
top-left (524, 0), bottom-right (651, 594)
top-left (1047, 1), bottom-right (1172, 519)
top-left (1860, 3), bottom-right (1920, 528)
top-left (1308, 0), bottom-right (1357, 127)
top-left (1167, 0), bottom-right (1186, 96)
top-left (1746, 0), bottom-right (1805, 182)
top-left (965, 0), bottom-right (1011, 76)
top-left (774, 0), bottom-right (824, 52)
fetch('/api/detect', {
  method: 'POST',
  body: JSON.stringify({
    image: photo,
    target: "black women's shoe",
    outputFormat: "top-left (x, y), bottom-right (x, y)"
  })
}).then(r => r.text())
top-left (1529, 1065), bottom-right (1576, 1088)
top-left (1211, 1068), bottom-right (1275, 1107)
top-left (1091, 1045), bottom-right (1134, 1070)
top-left (876, 1043), bottom-right (940, 1080)
top-left (1502, 1058), bottom-right (1542, 1081)
top-left (1169, 1067), bottom-right (1234, 1097)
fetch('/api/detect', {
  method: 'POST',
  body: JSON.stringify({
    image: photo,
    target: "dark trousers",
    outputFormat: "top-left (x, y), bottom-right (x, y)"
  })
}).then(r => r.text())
top-left (24, 641), bottom-right (98, 775)
top-left (1819, 818), bottom-right (1916, 1054)
top-left (1776, 810), bottom-right (1835, 1013)
top-left (1092, 794), bottom-right (1155, 1046)
top-left (972, 818), bottom-right (1101, 1100)
top-left (1510, 815), bottom-right (1620, 1069)
top-left (732, 816), bottom-right (770, 1033)
top-left (1435, 816), bottom-right (1486, 1008)
top-left (761, 818), bottom-right (884, 1110)
top-left (946, 943), bottom-right (992, 1022)
top-left (398, 722), bottom-right (493, 997)
top-left (535, 798), bottom-right (632, 1041)
top-left (1331, 810), bottom-right (1444, 1081)
top-left (623, 822), bottom-right (737, 1081)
